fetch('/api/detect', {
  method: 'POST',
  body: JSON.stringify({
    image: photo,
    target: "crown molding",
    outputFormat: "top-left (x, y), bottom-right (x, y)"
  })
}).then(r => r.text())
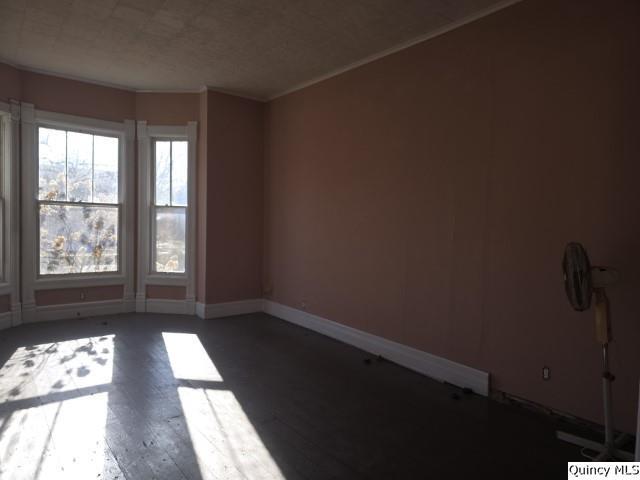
top-left (199, 86), bottom-right (265, 103)
top-left (0, 58), bottom-right (137, 93)
top-left (0, 58), bottom-right (262, 100)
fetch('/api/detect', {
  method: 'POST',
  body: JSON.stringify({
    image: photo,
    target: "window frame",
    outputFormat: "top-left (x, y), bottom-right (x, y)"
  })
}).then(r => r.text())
top-left (0, 101), bottom-right (20, 322)
top-left (21, 105), bottom-right (135, 321)
top-left (0, 105), bottom-right (9, 286)
top-left (136, 122), bottom-right (197, 312)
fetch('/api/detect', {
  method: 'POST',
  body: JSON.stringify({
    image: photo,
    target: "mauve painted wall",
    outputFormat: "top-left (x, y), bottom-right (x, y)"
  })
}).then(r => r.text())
top-left (0, 63), bottom-right (21, 102)
top-left (35, 286), bottom-right (124, 306)
top-left (136, 92), bottom-right (199, 125)
top-left (264, 0), bottom-right (640, 431)
top-left (21, 71), bottom-right (135, 122)
top-left (204, 91), bottom-right (264, 304)
top-left (146, 285), bottom-right (186, 300)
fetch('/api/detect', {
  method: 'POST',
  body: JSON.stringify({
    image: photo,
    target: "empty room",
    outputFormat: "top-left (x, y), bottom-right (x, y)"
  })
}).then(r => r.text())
top-left (0, 0), bottom-right (639, 478)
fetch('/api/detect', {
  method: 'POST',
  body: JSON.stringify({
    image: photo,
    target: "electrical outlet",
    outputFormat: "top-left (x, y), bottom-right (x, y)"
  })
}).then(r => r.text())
top-left (542, 366), bottom-right (550, 381)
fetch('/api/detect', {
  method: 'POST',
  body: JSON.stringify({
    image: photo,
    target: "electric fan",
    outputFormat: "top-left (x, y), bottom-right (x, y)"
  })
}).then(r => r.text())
top-left (557, 242), bottom-right (634, 460)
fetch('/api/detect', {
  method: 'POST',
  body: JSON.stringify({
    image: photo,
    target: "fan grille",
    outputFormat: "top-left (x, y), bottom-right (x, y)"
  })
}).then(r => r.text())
top-left (563, 242), bottom-right (592, 311)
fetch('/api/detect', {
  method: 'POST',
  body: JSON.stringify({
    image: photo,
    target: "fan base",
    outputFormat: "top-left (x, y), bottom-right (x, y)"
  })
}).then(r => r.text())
top-left (556, 431), bottom-right (635, 461)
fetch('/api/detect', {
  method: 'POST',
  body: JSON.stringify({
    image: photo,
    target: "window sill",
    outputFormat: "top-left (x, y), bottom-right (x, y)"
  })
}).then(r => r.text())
top-left (145, 274), bottom-right (187, 286)
top-left (35, 274), bottom-right (126, 290)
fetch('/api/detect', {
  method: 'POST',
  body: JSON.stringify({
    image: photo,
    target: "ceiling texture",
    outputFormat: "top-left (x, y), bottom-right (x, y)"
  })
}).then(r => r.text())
top-left (0, 0), bottom-right (510, 99)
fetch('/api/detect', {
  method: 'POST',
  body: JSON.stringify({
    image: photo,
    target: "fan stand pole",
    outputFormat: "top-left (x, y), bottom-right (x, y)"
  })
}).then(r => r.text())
top-left (595, 342), bottom-right (616, 460)
top-left (596, 289), bottom-right (615, 460)
top-left (556, 289), bottom-right (634, 461)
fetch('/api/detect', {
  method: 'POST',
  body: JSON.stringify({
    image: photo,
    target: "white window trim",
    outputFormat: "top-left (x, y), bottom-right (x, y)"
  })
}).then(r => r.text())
top-left (0, 100), bottom-right (21, 326)
top-left (21, 105), bottom-right (135, 322)
top-left (136, 121), bottom-right (197, 313)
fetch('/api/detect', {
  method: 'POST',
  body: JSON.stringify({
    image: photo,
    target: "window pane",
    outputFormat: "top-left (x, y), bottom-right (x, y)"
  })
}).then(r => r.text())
top-left (38, 127), bottom-right (67, 200)
top-left (171, 141), bottom-right (188, 206)
top-left (155, 207), bottom-right (185, 273)
top-left (39, 204), bottom-right (118, 275)
top-left (93, 135), bottom-right (119, 203)
top-left (155, 141), bottom-right (171, 206)
top-left (66, 131), bottom-right (93, 202)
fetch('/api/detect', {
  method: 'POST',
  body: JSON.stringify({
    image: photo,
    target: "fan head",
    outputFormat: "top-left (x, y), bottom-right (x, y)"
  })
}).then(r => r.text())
top-left (563, 242), bottom-right (592, 311)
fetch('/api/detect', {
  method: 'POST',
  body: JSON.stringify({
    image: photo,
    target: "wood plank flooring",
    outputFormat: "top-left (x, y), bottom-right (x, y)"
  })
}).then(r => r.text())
top-left (0, 312), bottom-right (581, 479)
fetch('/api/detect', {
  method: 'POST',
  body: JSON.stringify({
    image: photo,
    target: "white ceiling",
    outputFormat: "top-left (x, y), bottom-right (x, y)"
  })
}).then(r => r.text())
top-left (0, 0), bottom-right (511, 100)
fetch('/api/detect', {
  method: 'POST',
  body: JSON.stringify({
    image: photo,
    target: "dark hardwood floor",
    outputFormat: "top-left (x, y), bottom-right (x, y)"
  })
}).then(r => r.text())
top-left (0, 312), bottom-right (580, 479)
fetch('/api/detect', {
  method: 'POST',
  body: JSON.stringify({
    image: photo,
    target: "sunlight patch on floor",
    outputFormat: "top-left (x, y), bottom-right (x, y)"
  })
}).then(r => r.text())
top-left (0, 335), bottom-right (115, 403)
top-left (0, 336), bottom-right (114, 479)
top-left (39, 392), bottom-right (111, 478)
top-left (162, 332), bottom-right (285, 480)
top-left (161, 332), bottom-right (223, 382)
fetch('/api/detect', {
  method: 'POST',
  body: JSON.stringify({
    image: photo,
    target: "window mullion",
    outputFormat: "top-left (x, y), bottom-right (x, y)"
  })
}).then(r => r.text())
top-left (64, 131), bottom-right (68, 201)
top-left (152, 140), bottom-right (156, 206)
top-left (91, 134), bottom-right (95, 202)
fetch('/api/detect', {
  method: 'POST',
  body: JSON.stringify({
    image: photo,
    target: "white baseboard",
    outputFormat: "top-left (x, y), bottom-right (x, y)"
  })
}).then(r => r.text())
top-left (32, 299), bottom-right (133, 323)
top-left (195, 298), bottom-right (263, 319)
top-left (123, 294), bottom-right (135, 313)
top-left (5, 294), bottom-right (490, 396)
top-left (0, 311), bottom-right (11, 330)
top-left (22, 301), bottom-right (36, 324)
top-left (135, 293), bottom-right (146, 313)
top-left (145, 298), bottom-right (195, 315)
top-left (263, 300), bottom-right (490, 396)
top-left (11, 302), bottom-right (22, 327)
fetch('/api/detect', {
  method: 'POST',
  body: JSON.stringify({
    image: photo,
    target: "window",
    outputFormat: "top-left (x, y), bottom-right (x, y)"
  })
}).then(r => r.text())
top-left (152, 140), bottom-right (187, 273)
top-left (21, 106), bottom-right (135, 323)
top-left (38, 126), bottom-right (119, 275)
top-left (136, 122), bottom-right (196, 313)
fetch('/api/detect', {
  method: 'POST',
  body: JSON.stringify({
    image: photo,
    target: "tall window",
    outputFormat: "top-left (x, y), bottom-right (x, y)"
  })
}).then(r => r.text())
top-left (136, 121), bottom-right (196, 313)
top-left (38, 127), bottom-right (119, 275)
top-left (152, 140), bottom-right (187, 273)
